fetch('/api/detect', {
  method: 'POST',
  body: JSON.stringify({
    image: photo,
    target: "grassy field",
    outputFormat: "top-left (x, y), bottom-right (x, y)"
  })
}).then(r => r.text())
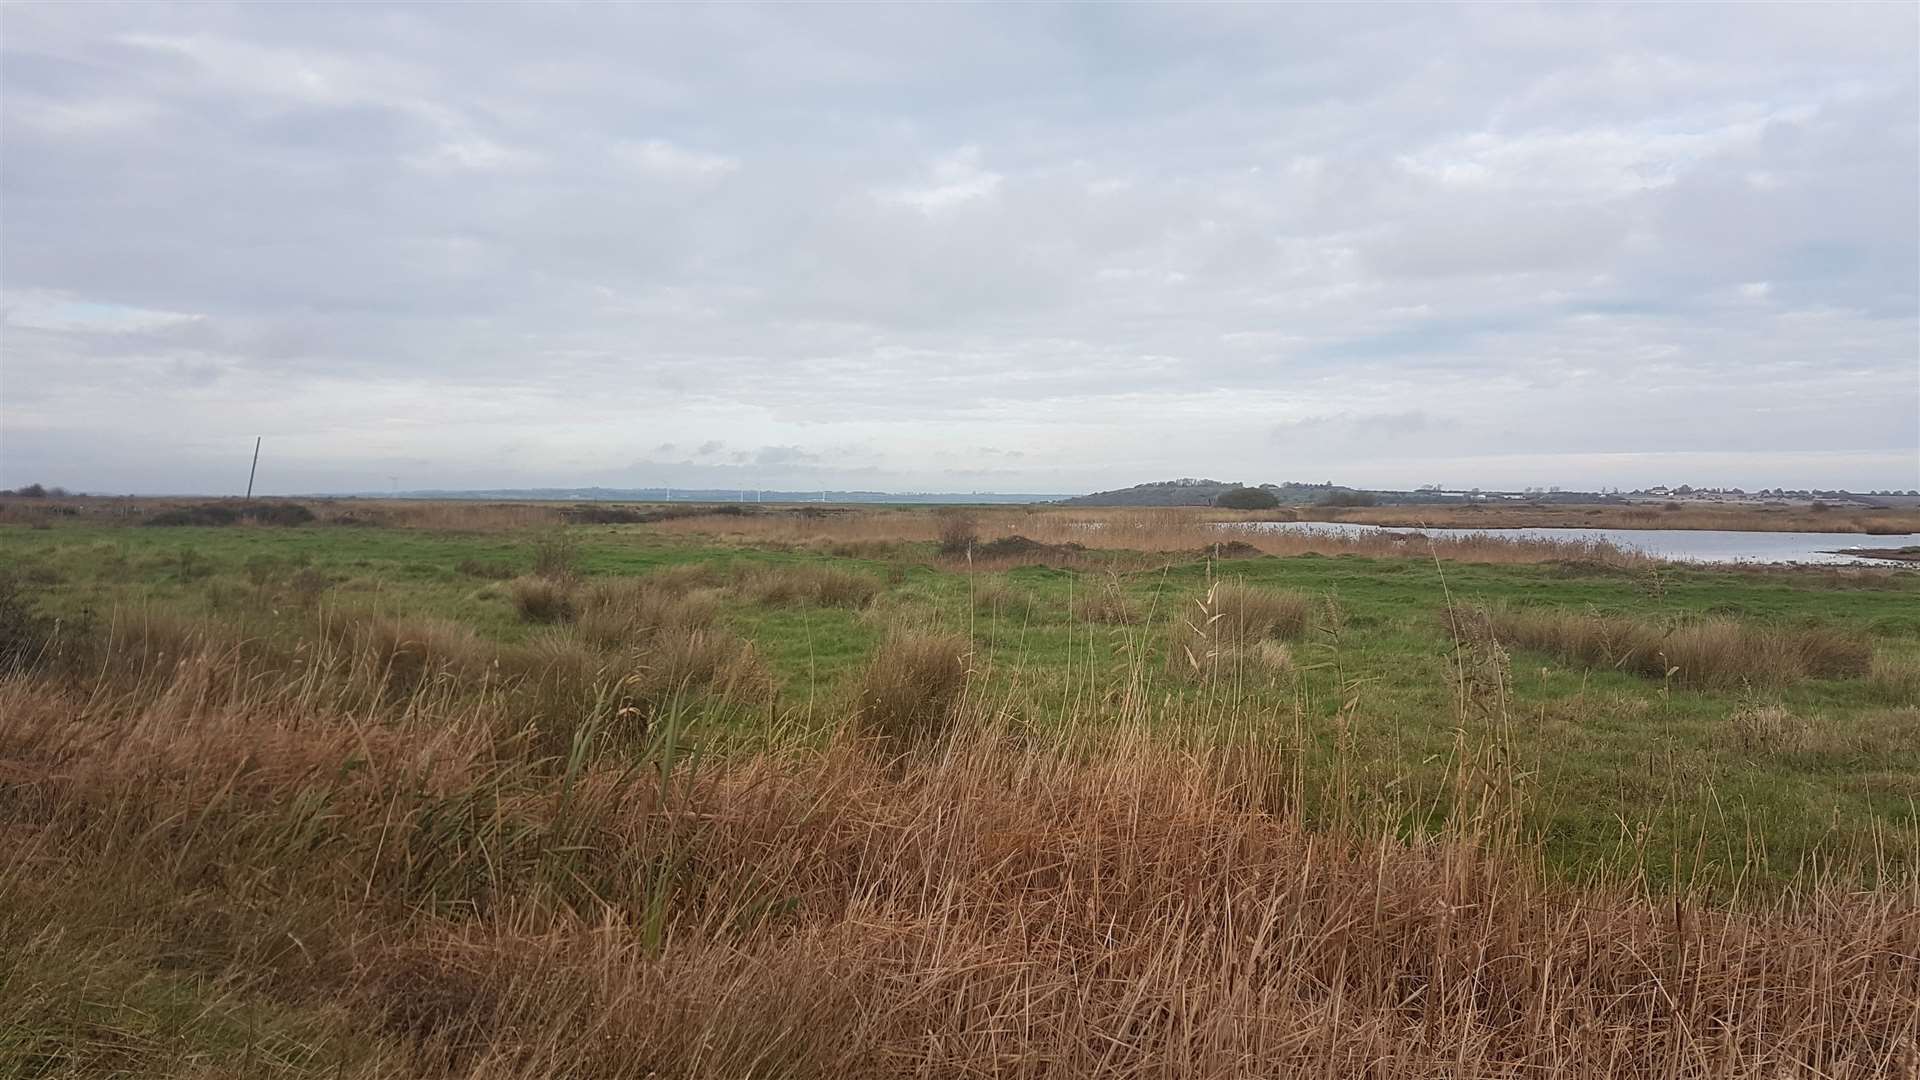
top-left (3, 500), bottom-right (1917, 1076)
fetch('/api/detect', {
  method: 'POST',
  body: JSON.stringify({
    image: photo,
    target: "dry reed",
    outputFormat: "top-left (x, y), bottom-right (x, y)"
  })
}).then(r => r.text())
top-left (1450, 605), bottom-right (1874, 689)
top-left (2, 656), bottom-right (1915, 1078)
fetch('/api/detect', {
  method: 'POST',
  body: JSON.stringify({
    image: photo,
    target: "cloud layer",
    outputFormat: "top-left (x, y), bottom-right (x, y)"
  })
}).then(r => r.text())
top-left (3, 3), bottom-right (1915, 494)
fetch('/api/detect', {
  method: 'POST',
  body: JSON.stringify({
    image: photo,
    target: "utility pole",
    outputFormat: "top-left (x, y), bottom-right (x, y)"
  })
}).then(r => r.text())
top-left (245, 436), bottom-right (261, 498)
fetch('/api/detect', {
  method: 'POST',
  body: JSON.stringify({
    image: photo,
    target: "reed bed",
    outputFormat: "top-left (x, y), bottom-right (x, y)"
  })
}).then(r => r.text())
top-left (648, 507), bottom-right (1655, 567)
top-left (1449, 604), bottom-right (1875, 689)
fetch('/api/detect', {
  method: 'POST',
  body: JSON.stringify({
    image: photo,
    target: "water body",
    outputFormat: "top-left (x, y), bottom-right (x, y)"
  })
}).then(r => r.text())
top-left (1230, 521), bottom-right (1920, 566)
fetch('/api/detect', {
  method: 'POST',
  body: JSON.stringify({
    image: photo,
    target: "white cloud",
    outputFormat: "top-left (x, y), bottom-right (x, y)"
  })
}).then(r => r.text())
top-left (615, 139), bottom-right (739, 179)
top-left (882, 147), bottom-right (1002, 212)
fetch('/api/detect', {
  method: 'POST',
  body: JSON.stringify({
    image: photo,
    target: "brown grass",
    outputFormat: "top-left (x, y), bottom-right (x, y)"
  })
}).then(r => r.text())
top-left (573, 575), bottom-right (720, 648)
top-left (849, 628), bottom-right (971, 746)
top-left (1069, 573), bottom-right (1140, 624)
top-left (739, 563), bottom-right (882, 608)
top-left (509, 574), bottom-right (575, 623)
top-left (2, 655), bottom-right (1916, 1078)
top-left (1870, 650), bottom-right (1920, 705)
top-left (1450, 605), bottom-right (1874, 689)
top-left (1173, 579), bottom-right (1323, 684)
top-left (648, 505), bottom-right (1661, 567)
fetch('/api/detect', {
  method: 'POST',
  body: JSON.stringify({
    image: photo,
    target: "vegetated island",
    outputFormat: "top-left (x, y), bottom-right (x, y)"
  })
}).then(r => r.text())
top-left (1826, 545), bottom-right (1920, 563)
top-left (1059, 478), bottom-right (1920, 534)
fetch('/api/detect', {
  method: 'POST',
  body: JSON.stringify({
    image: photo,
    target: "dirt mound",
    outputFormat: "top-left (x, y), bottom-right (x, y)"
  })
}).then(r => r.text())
top-left (974, 535), bottom-right (1086, 560)
top-left (1199, 540), bottom-right (1265, 559)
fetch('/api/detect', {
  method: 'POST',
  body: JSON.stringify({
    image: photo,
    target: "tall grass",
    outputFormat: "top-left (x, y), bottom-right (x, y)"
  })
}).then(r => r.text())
top-left (2, 651), bottom-right (1915, 1077)
top-left (1450, 605), bottom-right (1873, 689)
top-left (648, 506), bottom-right (1658, 566)
top-left (849, 628), bottom-right (971, 746)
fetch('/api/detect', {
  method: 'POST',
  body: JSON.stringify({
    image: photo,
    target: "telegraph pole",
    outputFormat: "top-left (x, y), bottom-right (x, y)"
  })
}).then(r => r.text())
top-left (245, 437), bottom-right (261, 498)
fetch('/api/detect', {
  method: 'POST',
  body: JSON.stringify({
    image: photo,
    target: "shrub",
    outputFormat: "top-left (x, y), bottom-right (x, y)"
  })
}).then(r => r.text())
top-left (934, 508), bottom-right (979, 556)
top-left (510, 575), bottom-right (576, 624)
top-left (144, 501), bottom-right (316, 527)
top-left (529, 530), bottom-right (581, 581)
top-left (851, 629), bottom-right (971, 746)
top-left (175, 547), bottom-right (212, 582)
top-left (1214, 486), bottom-right (1279, 510)
top-left (1316, 489), bottom-right (1378, 507)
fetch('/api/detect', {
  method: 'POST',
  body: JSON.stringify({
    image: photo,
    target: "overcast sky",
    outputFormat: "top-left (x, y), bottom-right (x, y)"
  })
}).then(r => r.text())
top-left (2, 3), bottom-right (1916, 495)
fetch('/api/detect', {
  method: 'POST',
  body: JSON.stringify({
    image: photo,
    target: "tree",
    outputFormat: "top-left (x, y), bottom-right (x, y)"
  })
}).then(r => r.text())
top-left (1214, 486), bottom-right (1280, 510)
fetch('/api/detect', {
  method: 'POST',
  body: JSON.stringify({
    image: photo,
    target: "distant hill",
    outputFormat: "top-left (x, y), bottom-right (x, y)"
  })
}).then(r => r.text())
top-left (1057, 479), bottom-right (1242, 506)
top-left (309, 486), bottom-right (1069, 505)
top-left (1057, 479), bottom-right (1649, 508)
top-left (1058, 479), bottom-right (1387, 507)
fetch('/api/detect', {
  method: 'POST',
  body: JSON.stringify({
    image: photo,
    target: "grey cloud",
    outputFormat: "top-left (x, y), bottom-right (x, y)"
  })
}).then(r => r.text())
top-left (2, 2), bottom-right (1914, 494)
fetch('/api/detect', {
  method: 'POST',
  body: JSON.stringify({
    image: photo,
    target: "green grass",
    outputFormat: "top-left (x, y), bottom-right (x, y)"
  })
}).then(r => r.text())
top-left (5, 521), bottom-right (1917, 887)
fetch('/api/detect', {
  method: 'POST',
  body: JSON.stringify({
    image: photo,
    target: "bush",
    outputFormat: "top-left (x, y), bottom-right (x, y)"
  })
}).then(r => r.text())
top-left (851, 629), bottom-right (971, 746)
top-left (1214, 487), bottom-right (1279, 510)
top-left (1315, 489), bottom-right (1378, 508)
top-left (145, 501), bottom-right (315, 527)
top-left (530, 530), bottom-right (581, 581)
top-left (934, 508), bottom-right (979, 556)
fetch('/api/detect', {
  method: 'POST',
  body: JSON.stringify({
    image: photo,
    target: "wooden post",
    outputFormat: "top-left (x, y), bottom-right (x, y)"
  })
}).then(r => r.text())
top-left (246, 436), bottom-right (261, 498)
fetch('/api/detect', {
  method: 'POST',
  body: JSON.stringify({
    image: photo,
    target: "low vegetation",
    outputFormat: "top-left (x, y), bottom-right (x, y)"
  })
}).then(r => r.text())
top-left (1450, 604), bottom-right (1873, 689)
top-left (2, 503), bottom-right (1917, 1077)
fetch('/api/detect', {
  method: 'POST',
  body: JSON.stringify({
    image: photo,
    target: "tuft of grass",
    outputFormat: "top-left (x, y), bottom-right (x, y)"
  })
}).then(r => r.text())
top-left (850, 628), bottom-right (971, 746)
top-left (455, 557), bottom-right (515, 580)
top-left (740, 563), bottom-right (882, 609)
top-left (509, 575), bottom-right (576, 624)
top-left (574, 577), bottom-right (719, 648)
top-left (1725, 703), bottom-right (1811, 755)
top-left (1070, 574), bottom-right (1140, 624)
top-left (1205, 580), bottom-right (1318, 646)
top-left (1867, 650), bottom-right (1920, 705)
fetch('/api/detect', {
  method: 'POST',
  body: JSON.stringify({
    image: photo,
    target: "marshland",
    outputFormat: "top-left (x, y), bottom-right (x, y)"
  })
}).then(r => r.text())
top-left (2, 496), bottom-right (1917, 1078)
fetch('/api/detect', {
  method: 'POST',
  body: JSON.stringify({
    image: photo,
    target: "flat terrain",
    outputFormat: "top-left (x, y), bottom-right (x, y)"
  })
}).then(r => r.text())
top-left (1293, 500), bottom-right (1920, 534)
top-left (6, 506), bottom-right (1916, 882)
top-left (3, 499), bottom-right (1917, 1076)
